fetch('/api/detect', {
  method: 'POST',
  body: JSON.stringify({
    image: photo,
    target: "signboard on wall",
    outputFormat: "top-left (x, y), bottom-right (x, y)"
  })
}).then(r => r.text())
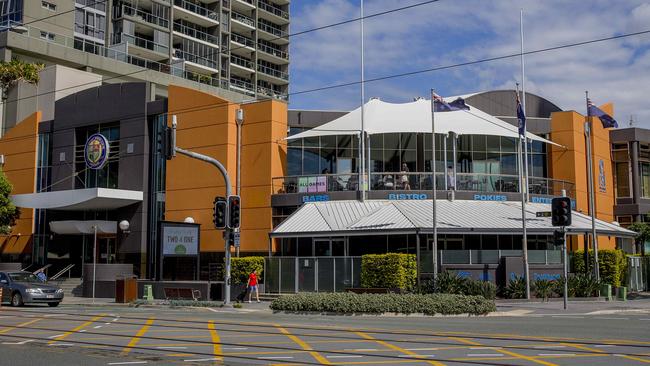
top-left (298, 176), bottom-right (327, 193)
top-left (161, 223), bottom-right (200, 256)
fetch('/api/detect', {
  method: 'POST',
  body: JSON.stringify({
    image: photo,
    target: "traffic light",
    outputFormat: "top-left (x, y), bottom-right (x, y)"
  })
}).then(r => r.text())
top-left (228, 195), bottom-right (241, 229)
top-left (213, 196), bottom-right (227, 229)
top-left (551, 197), bottom-right (571, 227)
top-left (160, 126), bottom-right (175, 160)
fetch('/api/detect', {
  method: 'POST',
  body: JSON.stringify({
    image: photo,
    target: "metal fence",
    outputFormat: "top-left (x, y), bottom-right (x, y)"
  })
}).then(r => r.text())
top-left (265, 257), bottom-right (362, 293)
top-left (439, 250), bottom-right (563, 265)
top-left (628, 256), bottom-right (649, 292)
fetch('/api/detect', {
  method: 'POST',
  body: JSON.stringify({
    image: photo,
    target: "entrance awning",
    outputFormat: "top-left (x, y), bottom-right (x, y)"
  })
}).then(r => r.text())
top-left (49, 220), bottom-right (117, 235)
top-left (270, 200), bottom-right (636, 238)
top-left (11, 188), bottom-right (143, 211)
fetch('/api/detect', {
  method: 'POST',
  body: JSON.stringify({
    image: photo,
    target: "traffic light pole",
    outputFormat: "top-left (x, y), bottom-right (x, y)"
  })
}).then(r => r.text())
top-left (172, 117), bottom-right (234, 305)
top-left (562, 227), bottom-right (568, 310)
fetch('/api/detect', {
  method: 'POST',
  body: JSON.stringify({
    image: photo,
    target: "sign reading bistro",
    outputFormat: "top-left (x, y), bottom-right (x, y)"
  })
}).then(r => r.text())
top-left (84, 133), bottom-right (110, 170)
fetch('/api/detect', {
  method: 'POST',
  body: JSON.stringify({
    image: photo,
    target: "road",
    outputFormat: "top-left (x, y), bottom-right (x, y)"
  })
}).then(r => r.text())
top-left (0, 304), bottom-right (649, 366)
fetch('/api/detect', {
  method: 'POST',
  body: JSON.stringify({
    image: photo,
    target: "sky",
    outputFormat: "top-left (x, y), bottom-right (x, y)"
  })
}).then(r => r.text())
top-left (288, 0), bottom-right (650, 127)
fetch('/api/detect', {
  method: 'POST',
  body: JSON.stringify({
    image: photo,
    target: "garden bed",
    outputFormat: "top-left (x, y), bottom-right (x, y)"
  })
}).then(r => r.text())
top-left (269, 292), bottom-right (496, 316)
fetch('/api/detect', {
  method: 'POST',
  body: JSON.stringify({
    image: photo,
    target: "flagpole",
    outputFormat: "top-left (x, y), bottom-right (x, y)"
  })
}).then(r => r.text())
top-left (516, 83), bottom-right (530, 300)
top-left (585, 91), bottom-right (600, 282)
top-left (430, 89), bottom-right (438, 280)
top-left (520, 9), bottom-right (530, 203)
top-left (359, 0), bottom-right (366, 202)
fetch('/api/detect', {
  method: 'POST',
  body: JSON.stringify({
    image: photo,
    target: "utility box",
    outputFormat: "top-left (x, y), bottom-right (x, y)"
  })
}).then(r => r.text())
top-left (115, 276), bottom-right (137, 303)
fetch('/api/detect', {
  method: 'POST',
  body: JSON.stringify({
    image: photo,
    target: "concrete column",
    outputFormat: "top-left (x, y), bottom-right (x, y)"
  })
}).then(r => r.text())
top-left (630, 141), bottom-right (641, 206)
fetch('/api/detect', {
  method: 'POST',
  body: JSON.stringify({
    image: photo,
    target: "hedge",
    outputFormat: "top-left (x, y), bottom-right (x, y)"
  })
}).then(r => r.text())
top-left (223, 256), bottom-right (264, 285)
top-left (270, 292), bottom-right (495, 315)
top-left (572, 250), bottom-right (627, 287)
top-left (361, 253), bottom-right (417, 291)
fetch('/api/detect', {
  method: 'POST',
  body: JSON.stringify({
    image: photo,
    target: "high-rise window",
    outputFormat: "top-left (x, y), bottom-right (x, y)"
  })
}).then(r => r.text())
top-left (75, 6), bottom-right (105, 42)
top-left (75, 125), bottom-right (120, 189)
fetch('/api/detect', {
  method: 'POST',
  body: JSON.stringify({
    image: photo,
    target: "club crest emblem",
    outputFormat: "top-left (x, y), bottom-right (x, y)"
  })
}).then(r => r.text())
top-left (84, 133), bottom-right (110, 169)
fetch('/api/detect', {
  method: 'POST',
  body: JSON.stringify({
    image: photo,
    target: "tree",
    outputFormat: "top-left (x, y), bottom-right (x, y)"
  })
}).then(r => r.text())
top-left (0, 58), bottom-right (44, 97)
top-left (0, 169), bottom-right (19, 234)
top-left (627, 221), bottom-right (650, 256)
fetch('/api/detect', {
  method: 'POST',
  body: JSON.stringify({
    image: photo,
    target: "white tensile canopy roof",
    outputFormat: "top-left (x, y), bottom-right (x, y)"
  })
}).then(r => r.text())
top-left (286, 98), bottom-right (556, 145)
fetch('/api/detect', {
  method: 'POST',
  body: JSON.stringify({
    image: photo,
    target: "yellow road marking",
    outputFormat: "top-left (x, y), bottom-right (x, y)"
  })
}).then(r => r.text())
top-left (563, 342), bottom-right (650, 365)
top-left (0, 318), bottom-right (42, 335)
top-left (48, 314), bottom-right (105, 345)
top-left (275, 324), bottom-right (331, 365)
top-left (618, 355), bottom-right (650, 364)
top-left (356, 331), bottom-right (445, 366)
top-left (450, 336), bottom-right (558, 366)
top-left (121, 317), bottom-right (154, 356)
top-left (207, 320), bottom-right (223, 361)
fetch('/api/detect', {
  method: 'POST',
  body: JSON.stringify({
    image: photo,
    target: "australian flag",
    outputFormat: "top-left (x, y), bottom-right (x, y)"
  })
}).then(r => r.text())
top-left (516, 92), bottom-right (526, 136)
top-left (433, 94), bottom-right (470, 112)
top-left (587, 98), bottom-right (618, 128)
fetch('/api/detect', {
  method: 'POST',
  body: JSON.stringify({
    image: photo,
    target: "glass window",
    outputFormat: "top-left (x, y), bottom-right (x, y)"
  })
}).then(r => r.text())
top-left (337, 135), bottom-right (352, 149)
top-left (615, 162), bottom-right (630, 198)
top-left (303, 137), bottom-right (318, 148)
top-left (384, 133), bottom-right (399, 151)
top-left (472, 135), bottom-right (486, 152)
top-left (302, 148), bottom-right (322, 175)
top-left (486, 135), bottom-right (500, 152)
top-left (640, 162), bottom-right (650, 198)
top-left (457, 135), bottom-right (471, 152)
top-left (287, 147), bottom-right (302, 176)
top-left (501, 137), bottom-right (516, 152)
top-left (501, 153), bottom-right (518, 175)
top-left (401, 133), bottom-right (416, 150)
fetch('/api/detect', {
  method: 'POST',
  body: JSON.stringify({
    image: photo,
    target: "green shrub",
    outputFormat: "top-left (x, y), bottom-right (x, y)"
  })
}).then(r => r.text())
top-left (419, 271), bottom-right (497, 300)
top-left (433, 271), bottom-right (466, 294)
top-left (533, 279), bottom-right (555, 301)
top-left (223, 256), bottom-right (264, 285)
top-left (361, 253), bottom-right (417, 291)
top-left (503, 276), bottom-right (527, 299)
top-left (571, 250), bottom-right (627, 287)
top-left (572, 273), bottom-right (601, 297)
top-left (269, 292), bottom-right (496, 315)
top-left (464, 280), bottom-right (497, 300)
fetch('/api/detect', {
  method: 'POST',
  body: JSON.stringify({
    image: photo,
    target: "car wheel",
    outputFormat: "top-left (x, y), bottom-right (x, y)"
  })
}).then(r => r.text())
top-left (11, 292), bottom-right (24, 307)
top-left (47, 302), bottom-right (59, 307)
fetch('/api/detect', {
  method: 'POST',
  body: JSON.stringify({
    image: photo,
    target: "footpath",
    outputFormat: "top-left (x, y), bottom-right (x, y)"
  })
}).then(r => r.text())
top-left (494, 292), bottom-right (650, 316)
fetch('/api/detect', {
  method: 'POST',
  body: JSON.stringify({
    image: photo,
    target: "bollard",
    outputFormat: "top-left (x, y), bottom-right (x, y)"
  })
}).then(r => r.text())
top-left (143, 284), bottom-right (154, 301)
top-left (0, 287), bottom-right (3, 307)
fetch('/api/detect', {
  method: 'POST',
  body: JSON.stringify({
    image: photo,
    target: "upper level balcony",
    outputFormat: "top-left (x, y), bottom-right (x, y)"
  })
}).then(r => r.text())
top-left (173, 48), bottom-right (219, 74)
top-left (173, 21), bottom-right (219, 46)
top-left (231, 11), bottom-right (256, 31)
top-left (257, 41), bottom-right (288, 63)
top-left (230, 32), bottom-right (255, 55)
top-left (113, 32), bottom-right (169, 61)
top-left (257, 19), bottom-right (288, 44)
top-left (117, 4), bottom-right (169, 29)
top-left (232, 0), bottom-right (256, 12)
top-left (173, 0), bottom-right (219, 27)
top-left (258, 0), bottom-right (289, 24)
top-left (257, 63), bottom-right (289, 82)
top-left (272, 172), bottom-right (575, 204)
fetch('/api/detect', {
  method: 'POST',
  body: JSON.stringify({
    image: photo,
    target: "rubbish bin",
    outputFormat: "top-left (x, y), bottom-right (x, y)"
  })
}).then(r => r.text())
top-left (115, 276), bottom-right (138, 303)
top-left (600, 284), bottom-right (612, 301)
top-left (616, 286), bottom-right (627, 301)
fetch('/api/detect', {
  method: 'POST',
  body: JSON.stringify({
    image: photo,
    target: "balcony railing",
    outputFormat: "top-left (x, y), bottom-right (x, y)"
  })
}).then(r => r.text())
top-left (230, 33), bottom-right (255, 48)
top-left (257, 85), bottom-right (288, 101)
top-left (173, 0), bottom-right (219, 21)
top-left (231, 11), bottom-right (255, 27)
top-left (235, 0), bottom-right (254, 5)
top-left (230, 54), bottom-right (253, 69)
top-left (257, 21), bottom-right (287, 38)
top-left (229, 77), bottom-right (255, 95)
top-left (173, 22), bottom-right (219, 44)
top-left (258, 0), bottom-right (289, 20)
top-left (174, 49), bottom-right (218, 69)
top-left (120, 4), bottom-right (169, 28)
top-left (114, 33), bottom-right (169, 54)
top-left (439, 250), bottom-right (562, 265)
top-left (257, 63), bottom-right (288, 80)
top-left (272, 172), bottom-right (575, 197)
top-left (257, 42), bottom-right (288, 60)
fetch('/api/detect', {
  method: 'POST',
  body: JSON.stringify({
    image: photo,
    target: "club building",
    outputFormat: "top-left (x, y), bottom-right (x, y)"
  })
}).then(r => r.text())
top-left (0, 66), bottom-right (639, 297)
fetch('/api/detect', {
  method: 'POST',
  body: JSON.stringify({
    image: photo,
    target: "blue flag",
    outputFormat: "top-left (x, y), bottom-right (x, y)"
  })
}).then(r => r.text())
top-left (587, 99), bottom-right (618, 128)
top-left (516, 92), bottom-right (526, 136)
top-left (433, 95), bottom-right (470, 112)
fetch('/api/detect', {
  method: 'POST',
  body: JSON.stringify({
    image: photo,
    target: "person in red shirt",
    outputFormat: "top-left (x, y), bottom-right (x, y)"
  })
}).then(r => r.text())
top-left (247, 269), bottom-right (260, 303)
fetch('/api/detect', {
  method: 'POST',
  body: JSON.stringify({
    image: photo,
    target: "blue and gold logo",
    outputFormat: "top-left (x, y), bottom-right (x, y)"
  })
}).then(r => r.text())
top-left (84, 133), bottom-right (110, 170)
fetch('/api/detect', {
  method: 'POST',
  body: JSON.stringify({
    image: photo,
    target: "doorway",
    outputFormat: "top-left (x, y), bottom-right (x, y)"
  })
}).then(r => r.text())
top-left (313, 238), bottom-right (348, 257)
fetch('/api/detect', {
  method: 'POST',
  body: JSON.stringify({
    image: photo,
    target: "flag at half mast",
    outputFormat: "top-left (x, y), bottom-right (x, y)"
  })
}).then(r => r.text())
top-left (587, 98), bottom-right (618, 128)
top-left (516, 91), bottom-right (526, 136)
top-left (433, 94), bottom-right (470, 112)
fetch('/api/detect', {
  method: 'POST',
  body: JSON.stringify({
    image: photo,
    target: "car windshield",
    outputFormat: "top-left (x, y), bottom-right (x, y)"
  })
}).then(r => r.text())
top-left (8, 273), bottom-right (40, 283)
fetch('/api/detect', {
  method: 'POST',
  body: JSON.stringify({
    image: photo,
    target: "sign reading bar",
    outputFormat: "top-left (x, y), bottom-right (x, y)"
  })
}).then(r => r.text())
top-left (162, 224), bottom-right (199, 256)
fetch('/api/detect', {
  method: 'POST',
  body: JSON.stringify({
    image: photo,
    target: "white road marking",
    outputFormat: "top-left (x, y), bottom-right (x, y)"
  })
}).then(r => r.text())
top-left (112, 318), bottom-right (119, 322)
top-left (467, 354), bottom-right (504, 357)
top-left (105, 323), bottom-right (111, 325)
top-left (93, 326), bottom-right (103, 329)
top-left (2, 339), bottom-right (34, 345)
top-left (326, 355), bottom-right (364, 359)
top-left (594, 345), bottom-right (616, 348)
top-left (48, 334), bottom-right (65, 339)
top-left (539, 353), bottom-right (576, 356)
top-left (470, 347), bottom-right (501, 350)
top-left (79, 330), bottom-right (87, 333)
top-left (48, 343), bottom-right (74, 347)
top-left (182, 358), bottom-right (219, 362)
top-left (346, 348), bottom-right (378, 351)
top-left (107, 362), bottom-right (148, 365)
top-left (640, 318), bottom-right (650, 321)
top-left (533, 345), bottom-right (566, 349)
top-left (223, 347), bottom-right (248, 350)
top-left (257, 356), bottom-right (294, 359)
top-left (405, 348), bottom-right (437, 351)
top-left (597, 317), bottom-right (629, 320)
top-left (398, 354), bottom-right (435, 358)
top-left (156, 346), bottom-right (188, 350)
top-left (552, 316), bottom-right (585, 319)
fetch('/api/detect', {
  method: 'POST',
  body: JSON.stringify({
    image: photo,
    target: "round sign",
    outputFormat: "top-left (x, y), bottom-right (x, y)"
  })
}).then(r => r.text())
top-left (84, 133), bottom-right (110, 170)
top-left (174, 245), bottom-right (187, 255)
